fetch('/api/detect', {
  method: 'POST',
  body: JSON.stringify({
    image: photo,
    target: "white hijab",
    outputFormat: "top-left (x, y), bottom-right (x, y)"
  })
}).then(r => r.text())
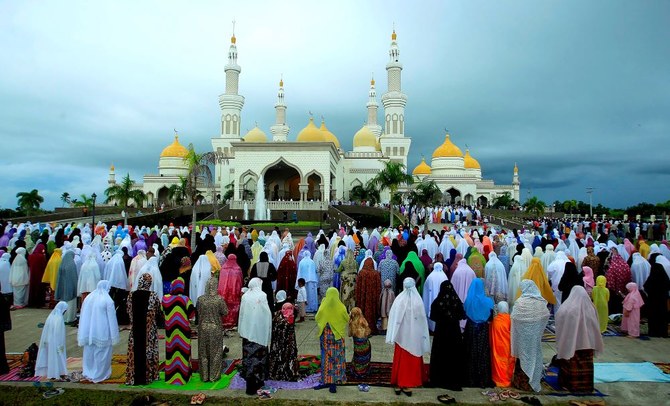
top-left (190, 254), bottom-right (212, 307)
top-left (0, 253), bottom-right (11, 294)
top-left (35, 301), bottom-right (69, 379)
top-left (9, 248), bottom-right (29, 287)
top-left (484, 252), bottom-right (508, 303)
top-left (238, 278), bottom-right (272, 347)
top-left (386, 278), bottom-right (431, 357)
top-left (134, 257), bottom-right (163, 298)
top-left (103, 251), bottom-right (128, 290)
top-left (78, 252), bottom-right (101, 295)
top-left (77, 280), bottom-right (119, 347)
top-left (422, 262), bottom-right (447, 331)
top-left (630, 253), bottom-right (651, 290)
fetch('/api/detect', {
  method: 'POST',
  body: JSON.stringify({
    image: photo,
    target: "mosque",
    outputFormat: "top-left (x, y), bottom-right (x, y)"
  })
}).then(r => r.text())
top-left (109, 29), bottom-right (520, 210)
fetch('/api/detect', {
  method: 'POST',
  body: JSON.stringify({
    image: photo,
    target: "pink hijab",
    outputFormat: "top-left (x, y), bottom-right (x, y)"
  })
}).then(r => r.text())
top-left (555, 285), bottom-right (604, 360)
top-left (622, 282), bottom-right (644, 310)
top-left (582, 266), bottom-right (595, 295)
top-left (282, 302), bottom-right (295, 324)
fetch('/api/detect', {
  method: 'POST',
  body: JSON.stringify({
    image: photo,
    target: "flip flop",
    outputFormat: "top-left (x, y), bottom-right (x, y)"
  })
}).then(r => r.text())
top-left (437, 394), bottom-right (457, 404)
top-left (43, 388), bottom-right (64, 399)
top-left (258, 392), bottom-right (272, 401)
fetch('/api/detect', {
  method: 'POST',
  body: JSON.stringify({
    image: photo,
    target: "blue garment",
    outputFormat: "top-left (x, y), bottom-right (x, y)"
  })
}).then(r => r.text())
top-left (463, 278), bottom-right (494, 323)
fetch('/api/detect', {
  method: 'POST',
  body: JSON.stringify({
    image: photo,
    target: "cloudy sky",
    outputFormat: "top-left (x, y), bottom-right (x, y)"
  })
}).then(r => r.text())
top-left (1, 0), bottom-right (668, 210)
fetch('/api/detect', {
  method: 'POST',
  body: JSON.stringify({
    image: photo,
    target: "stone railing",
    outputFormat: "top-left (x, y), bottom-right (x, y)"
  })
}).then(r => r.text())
top-left (229, 200), bottom-right (329, 211)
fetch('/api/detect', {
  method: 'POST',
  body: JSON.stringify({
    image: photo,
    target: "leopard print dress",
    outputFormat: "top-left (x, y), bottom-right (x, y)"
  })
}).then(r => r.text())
top-left (126, 273), bottom-right (161, 385)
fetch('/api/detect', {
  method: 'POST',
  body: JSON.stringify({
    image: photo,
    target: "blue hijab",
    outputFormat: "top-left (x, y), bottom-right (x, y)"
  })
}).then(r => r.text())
top-left (463, 278), bottom-right (494, 323)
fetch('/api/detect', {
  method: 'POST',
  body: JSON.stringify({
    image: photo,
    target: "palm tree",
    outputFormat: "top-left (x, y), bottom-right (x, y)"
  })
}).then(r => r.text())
top-left (60, 192), bottom-right (71, 207)
top-left (349, 183), bottom-right (381, 205)
top-left (167, 176), bottom-right (188, 206)
top-left (492, 192), bottom-right (520, 209)
top-left (563, 199), bottom-right (578, 216)
top-left (524, 196), bottom-right (546, 217)
top-left (72, 194), bottom-right (94, 209)
top-left (104, 173), bottom-right (146, 226)
top-left (370, 161), bottom-right (414, 228)
top-left (408, 180), bottom-right (442, 208)
top-left (182, 144), bottom-right (228, 250)
top-left (16, 189), bottom-right (44, 215)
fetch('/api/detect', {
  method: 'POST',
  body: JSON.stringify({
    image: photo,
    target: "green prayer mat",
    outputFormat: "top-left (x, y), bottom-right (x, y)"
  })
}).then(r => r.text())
top-left (123, 370), bottom-right (237, 391)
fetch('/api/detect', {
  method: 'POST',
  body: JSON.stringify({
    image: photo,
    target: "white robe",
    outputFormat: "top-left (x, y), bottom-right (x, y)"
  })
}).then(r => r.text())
top-left (190, 255), bottom-right (212, 306)
top-left (422, 264), bottom-right (447, 331)
top-left (35, 302), bottom-right (69, 379)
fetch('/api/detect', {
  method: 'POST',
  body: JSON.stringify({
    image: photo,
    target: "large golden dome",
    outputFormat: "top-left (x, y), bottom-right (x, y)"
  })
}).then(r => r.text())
top-left (319, 121), bottom-right (340, 148)
top-left (432, 133), bottom-right (463, 158)
top-left (243, 126), bottom-right (267, 142)
top-left (353, 125), bottom-right (377, 148)
top-left (160, 135), bottom-right (189, 158)
top-left (412, 158), bottom-right (432, 175)
top-left (296, 118), bottom-right (326, 142)
top-left (463, 149), bottom-right (481, 169)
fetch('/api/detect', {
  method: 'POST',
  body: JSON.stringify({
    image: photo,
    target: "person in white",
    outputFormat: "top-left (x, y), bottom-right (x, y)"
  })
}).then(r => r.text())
top-left (190, 254), bottom-right (213, 307)
top-left (9, 248), bottom-right (29, 308)
top-left (78, 252), bottom-right (101, 300)
top-left (422, 262), bottom-right (448, 332)
top-left (78, 280), bottom-right (119, 382)
top-left (133, 257), bottom-right (163, 298)
top-left (35, 301), bottom-right (69, 379)
top-left (0, 254), bottom-right (13, 301)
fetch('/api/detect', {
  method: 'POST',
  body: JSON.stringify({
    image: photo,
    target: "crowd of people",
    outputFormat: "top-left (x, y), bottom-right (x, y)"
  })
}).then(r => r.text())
top-left (0, 218), bottom-right (668, 402)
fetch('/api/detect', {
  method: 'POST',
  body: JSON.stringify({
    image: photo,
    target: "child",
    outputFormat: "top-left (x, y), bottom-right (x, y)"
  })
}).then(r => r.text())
top-left (591, 275), bottom-right (610, 333)
top-left (621, 282), bottom-right (643, 338)
top-left (296, 278), bottom-right (307, 323)
top-left (379, 279), bottom-right (395, 333)
top-left (348, 307), bottom-right (371, 377)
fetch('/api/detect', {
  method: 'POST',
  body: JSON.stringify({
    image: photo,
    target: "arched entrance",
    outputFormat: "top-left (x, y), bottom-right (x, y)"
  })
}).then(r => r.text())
top-left (307, 173), bottom-right (322, 201)
top-left (463, 193), bottom-right (474, 206)
top-left (145, 192), bottom-right (154, 208)
top-left (157, 186), bottom-right (169, 207)
top-left (444, 188), bottom-right (461, 205)
top-left (477, 195), bottom-right (488, 207)
top-left (264, 160), bottom-right (301, 201)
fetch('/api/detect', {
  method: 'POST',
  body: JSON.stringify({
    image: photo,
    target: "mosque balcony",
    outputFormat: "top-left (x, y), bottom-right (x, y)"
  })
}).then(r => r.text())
top-left (344, 151), bottom-right (383, 158)
top-left (229, 200), bottom-right (329, 211)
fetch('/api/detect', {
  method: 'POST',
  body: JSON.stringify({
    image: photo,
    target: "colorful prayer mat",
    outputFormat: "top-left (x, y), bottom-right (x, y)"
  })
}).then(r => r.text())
top-left (228, 372), bottom-right (321, 390)
top-left (125, 370), bottom-right (236, 391)
top-left (66, 354), bottom-right (127, 384)
top-left (541, 366), bottom-right (606, 397)
top-left (0, 354), bottom-right (40, 382)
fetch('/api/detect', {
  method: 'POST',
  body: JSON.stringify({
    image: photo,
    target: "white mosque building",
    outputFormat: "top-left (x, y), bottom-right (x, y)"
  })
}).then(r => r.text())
top-left (109, 29), bottom-right (519, 210)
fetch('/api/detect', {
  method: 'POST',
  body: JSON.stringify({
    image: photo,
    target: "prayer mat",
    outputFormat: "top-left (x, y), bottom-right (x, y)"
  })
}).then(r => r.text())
top-left (542, 327), bottom-right (556, 342)
top-left (342, 361), bottom-right (430, 387)
top-left (653, 362), bottom-right (670, 375)
top-left (602, 325), bottom-right (623, 337)
top-left (541, 366), bottom-right (605, 397)
top-left (297, 355), bottom-right (320, 376)
top-left (0, 354), bottom-right (40, 382)
top-left (66, 354), bottom-right (128, 384)
top-left (126, 370), bottom-right (236, 391)
top-left (594, 362), bottom-right (670, 383)
top-left (228, 372), bottom-right (321, 390)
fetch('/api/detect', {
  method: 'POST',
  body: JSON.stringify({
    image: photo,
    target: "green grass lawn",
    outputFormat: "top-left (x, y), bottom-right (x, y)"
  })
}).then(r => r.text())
top-left (197, 220), bottom-right (322, 229)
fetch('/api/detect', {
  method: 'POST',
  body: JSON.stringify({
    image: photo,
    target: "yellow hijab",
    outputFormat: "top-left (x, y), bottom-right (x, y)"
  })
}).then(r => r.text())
top-left (42, 248), bottom-right (62, 289)
top-left (591, 275), bottom-right (610, 333)
top-left (206, 250), bottom-right (221, 272)
top-left (518, 258), bottom-right (556, 304)
top-left (315, 287), bottom-right (350, 340)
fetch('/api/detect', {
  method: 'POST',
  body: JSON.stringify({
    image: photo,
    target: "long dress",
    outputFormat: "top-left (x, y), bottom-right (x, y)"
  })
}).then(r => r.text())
top-left (217, 258), bottom-right (242, 329)
top-left (354, 259), bottom-right (381, 334)
top-left (276, 252), bottom-right (298, 300)
top-left (126, 274), bottom-right (161, 385)
top-left (464, 319), bottom-right (493, 387)
top-left (320, 324), bottom-right (346, 384)
top-left (197, 278), bottom-right (228, 382)
top-left (239, 278), bottom-right (272, 394)
top-left (268, 306), bottom-right (299, 381)
top-left (249, 255), bottom-right (277, 310)
top-left (644, 263), bottom-right (670, 337)
top-left (317, 252), bottom-right (335, 303)
top-left (490, 312), bottom-right (514, 387)
top-left (429, 280), bottom-right (466, 390)
top-left (162, 278), bottom-right (195, 385)
top-left (28, 244), bottom-right (47, 308)
top-left (338, 253), bottom-right (357, 310)
top-left (591, 276), bottom-right (610, 333)
top-left (35, 301), bottom-right (69, 379)
top-left (0, 290), bottom-right (10, 374)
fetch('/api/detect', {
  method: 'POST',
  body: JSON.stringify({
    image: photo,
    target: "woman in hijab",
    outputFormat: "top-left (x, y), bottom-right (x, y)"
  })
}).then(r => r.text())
top-left (349, 307), bottom-right (372, 378)
top-left (104, 251), bottom-right (131, 326)
top-left (0, 282), bottom-right (10, 374)
top-left (467, 247), bottom-right (486, 278)
top-left (338, 250), bottom-right (357, 311)
top-left (419, 249), bottom-right (432, 273)
top-left (621, 282), bottom-right (643, 338)
top-left (484, 252), bottom-right (508, 304)
top-left (296, 250), bottom-right (318, 312)
top-left (555, 285), bottom-right (604, 393)
top-left (507, 256), bottom-right (525, 308)
top-left (239, 278), bottom-right (272, 395)
top-left (511, 280), bottom-right (550, 392)
top-left (249, 252), bottom-right (277, 310)
top-left (520, 258), bottom-right (556, 305)
top-left (0, 254), bottom-right (11, 307)
top-left (378, 250), bottom-right (399, 294)
top-left (490, 301), bottom-right (514, 388)
top-left (315, 287), bottom-right (349, 393)
top-left (463, 278), bottom-right (494, 388)
top-left (355, 257), bottom-right (381, 335)
top-left (558, 262), bottom-right (584, 303)
top-left (78, 252), bottom-right (101, 303)
top-left (429, 279), bottom-right (465, 392)
top-left (197, 278), bottom-right (228, 382)
top-left (448, 253), bottom-right (464, 280)
top-left (582, 266), bottom-right (595, 296)
top-left (591, 275), bottom-right (610, 333)
top-left (643, 263), bottom-right (669, 337)
top-left (126, 273), bottom-right (161, 385)
top-left (9, 247), bottom-right (29, 309)
top-left (604, 248), bottom-right (631, 314)
top-left (218, 253), bottom-right (243, 328)
top-left (78, 280), bottom-right (119, 383)
top-left (399, 251), bottom-right (426, 294)
top-left (268, 302), bottom-right (299, 381)
top-left (277, 251), bottom-right (298, 300)
top-left (317, 249), bottom-right (335, 303)
top-left (35, 301), bottom-right (69, 379)
top-left (28, 243), bottom-right (47, 308)
top-left (54, 250), bottom-right (78, 323)
top-left (387, 278), bottom-right (429, 396)
top-left (162, 277), bottom-right (195, 385)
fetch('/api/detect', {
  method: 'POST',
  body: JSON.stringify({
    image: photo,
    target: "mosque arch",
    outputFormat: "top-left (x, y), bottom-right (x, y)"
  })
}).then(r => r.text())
top-left (145, 192), bottom-right (154, 208)
top-left (444, 187), bottom-right (461, 205)
top-left (262, 158), bottom-right (301, 201)
top-left (238, 170), bottom-right (258, 201)
top-left (157, 186), bottom-right (170, 207)
top-left (463, 193), bottom-right (474, 206)
top-left (477, 195), bottom-right (488, 207)
top-left (306, 171), bottom-right (323, 201)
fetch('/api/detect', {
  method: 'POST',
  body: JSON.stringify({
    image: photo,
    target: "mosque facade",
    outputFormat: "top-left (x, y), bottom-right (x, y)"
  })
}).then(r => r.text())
top-left (111, 30), bottom-right (519, 209)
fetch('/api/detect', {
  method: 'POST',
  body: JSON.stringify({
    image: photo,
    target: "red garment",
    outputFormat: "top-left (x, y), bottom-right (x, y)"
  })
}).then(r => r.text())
top-left (28, 243), bottom-right (47, 308)
top-left (490, 313), bottom-right (514, 387)
top-left (390, 344), bottom-right (425, 388)
top-left (606, 252), bottom-right (631, 295)
top-left (218, 260), bottom-right (243, 328)
top-left (276, 252), bottom-right (297, 299)
top-left (354, 260), bottom-right (381, 334)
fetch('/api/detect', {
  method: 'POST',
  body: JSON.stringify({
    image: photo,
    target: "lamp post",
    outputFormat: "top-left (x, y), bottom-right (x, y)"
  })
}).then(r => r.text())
top-left (91, 193), bottom-right (97, 226)
top-left (586, 187), bottom-right (594, 218)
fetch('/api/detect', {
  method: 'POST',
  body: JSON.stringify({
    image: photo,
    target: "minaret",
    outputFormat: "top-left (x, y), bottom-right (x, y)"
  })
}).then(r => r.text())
top-left (108, 163), bottom-right (116, 185)
top-left (379, 28), bottom-right (411, 166)
top-left (270, 77), bottom-right (289, 142)
top-left (513, 163), bottom-right (520, 201)
top-left (366, 75), bottom-right (382, 136)
top-left (218, 23), bottom-right (245, 138)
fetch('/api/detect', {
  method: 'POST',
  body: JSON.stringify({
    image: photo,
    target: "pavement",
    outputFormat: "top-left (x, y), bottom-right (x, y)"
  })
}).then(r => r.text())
top-left (2, 307), bottom-right (669, 405)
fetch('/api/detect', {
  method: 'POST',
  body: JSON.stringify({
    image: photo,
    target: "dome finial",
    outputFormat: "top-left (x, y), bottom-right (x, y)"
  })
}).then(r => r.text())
top-left (279, 73), bottom-right (283, 88)
top-left (231, 19), bottom-right (236, 44)
top-left (370, 73), bottom-right (375, 86)
top-left (391, 22), bottom-right (397, 41)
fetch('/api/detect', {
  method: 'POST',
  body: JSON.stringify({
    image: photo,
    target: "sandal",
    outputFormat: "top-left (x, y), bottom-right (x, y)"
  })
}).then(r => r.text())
top-left (488, 393), bottom-right (500, 402)
top-left (190, 395), bottom-right (199, 405)
top-left (437, 394), bottom-right (457, 404)
top-left (258, 392), bottom-right (272, 401)
top-left (499, 390), bottom-right (510, 400)
top-left (394, 387), bottom-right (401, 395)
top-left (509, 390), bottom-right (521, 400)
top-left (402, 388), bottom-right (412, 397)
top-left (43, 388), bottom-right (65, 399)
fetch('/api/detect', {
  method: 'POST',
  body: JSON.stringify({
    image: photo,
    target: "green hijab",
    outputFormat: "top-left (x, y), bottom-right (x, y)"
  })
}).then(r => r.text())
top-left (315, 287), bottom-right (349, 340)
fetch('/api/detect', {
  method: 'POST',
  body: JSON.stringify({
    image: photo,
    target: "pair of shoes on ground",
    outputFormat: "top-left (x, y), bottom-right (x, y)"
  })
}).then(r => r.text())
top-left (393, 387), bottom-right (412, 396)
top-left (437, 394), bottom-right (456, 404)
top-left (189, 392), bottom-right (206, 405)
top-left (257, 386), bottom-right (277, 400)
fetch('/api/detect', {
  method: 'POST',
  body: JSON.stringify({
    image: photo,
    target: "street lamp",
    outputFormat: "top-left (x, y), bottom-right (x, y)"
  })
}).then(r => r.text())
top-left (586, 187), bottom-right (594, 218)
top-left (91, 193), bottom-right (97, 226)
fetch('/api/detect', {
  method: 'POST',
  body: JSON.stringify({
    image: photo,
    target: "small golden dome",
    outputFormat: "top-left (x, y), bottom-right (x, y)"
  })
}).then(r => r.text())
top-left (514, 162), bottom-right (518, 174)
top-left (392, 29), bottom-right (397, 41)
top-left (231, 34), bottom-right (236, 44)
top-left (371, 77), bottom-right (375, 86)
top-left (296, 118), bottom-right (326, 142)
top-left (353, 125), bottom-right (377, 148)
top-left (110, 163), bottom-right (115, 171)
top-left (432, 133), bottom-right (463, 158)
top-left (279, 78), bottom-right (283, 87)
top-left (319, 121), bottom-right (340, 148)
top-left (243, 126), bottom-right (267, 143)
top-left (463, 149), bottom-right (481, 169)
top-left (412, 158), bottom-right (432, 175)
top-left (160, 135), bottom-right (189, 158)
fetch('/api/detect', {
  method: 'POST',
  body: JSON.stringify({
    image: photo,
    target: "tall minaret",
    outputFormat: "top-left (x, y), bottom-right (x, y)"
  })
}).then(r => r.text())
top-left (270, 77), bottom-right (289, 142)
top-left (218, 23), bottom-right (245, 139)
top-left (108, 163), bottom-right (116, 185)
top-left (380, 28), bottom-right (411, 166)
top-left (513, 163), bottom-right (520, 201)
top-left (366, 75), bottom-right (382, 136)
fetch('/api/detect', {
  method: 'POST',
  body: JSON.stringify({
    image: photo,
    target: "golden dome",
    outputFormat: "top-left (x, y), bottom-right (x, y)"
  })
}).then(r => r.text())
top-left (353, 125), bottom-right (377, 148)
top-left (243, 126), bottom-right (267, 143)
top-left (110, 163), bottom-right (115, 171)
top-left (231, 34), bottom-right (236, 44)
top-left (412, 158), bottom-right (432, 175)
top-left (296, 118), bottom-right (326, 142)
top-left (432, 133), bottom-right (463, 158)
top-left (392, 29), bottom-right (397, 41)
top-left (371, 77), bottom-right (375, 86)
top-left (463, 149), bottom-right (481, 169)
top-left (319, 121), bottom-right (340, 148)
top-left (375, 136), bottom-right (381, 151)
top-left (160, 135), bottom-right (189, 158)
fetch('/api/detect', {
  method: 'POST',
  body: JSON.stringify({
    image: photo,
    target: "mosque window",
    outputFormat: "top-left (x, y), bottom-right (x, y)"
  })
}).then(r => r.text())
top-left (400, 147), bottom-right (405, 155)
top-left (393, 147), bottom-right (398, 156)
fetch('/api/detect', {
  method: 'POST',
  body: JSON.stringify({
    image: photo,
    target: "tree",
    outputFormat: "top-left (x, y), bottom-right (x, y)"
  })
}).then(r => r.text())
top-left (563, 199), bottom-right (578, 216)
top-left (72, 194), bottom-right (94, 209)
top-left (370, 161), bottom-right (414, 228)
top-left (167, 176), bottom-right (188, 206)
top-left (492, 192), bottom-right (520, 209)
top-left (524, 196), bottom-right (546, 217)
top-left (408, 180), bottom-right (442, 208)
top-left (16, 189), bottom-right (44, 215)
top-left (60, 192), bottom-right (71, 208)
top-left (104, 173), bottom-right (146, 226)
top-left (350, 183), bottom-right (381, 206)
